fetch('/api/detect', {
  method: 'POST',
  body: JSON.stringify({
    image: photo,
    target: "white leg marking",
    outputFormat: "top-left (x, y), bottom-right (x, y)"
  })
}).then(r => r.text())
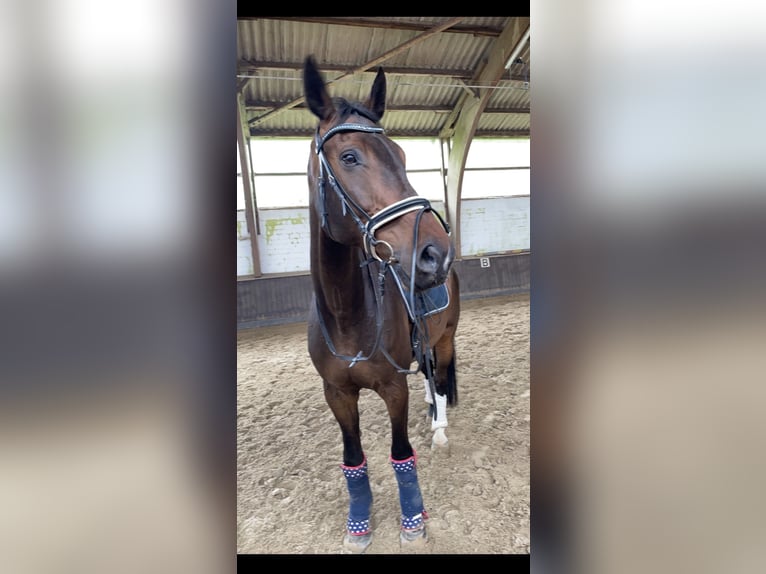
top-left (423, 378), bottom-right (433, 404)
top-left (431, 393), bottom-right (448, 430)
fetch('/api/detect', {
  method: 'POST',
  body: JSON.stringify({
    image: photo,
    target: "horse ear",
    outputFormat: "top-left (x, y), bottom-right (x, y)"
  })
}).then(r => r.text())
top-left (366, 66), bottom-right (386, 121)
top-left (303, 55), bottom-right (334, 121)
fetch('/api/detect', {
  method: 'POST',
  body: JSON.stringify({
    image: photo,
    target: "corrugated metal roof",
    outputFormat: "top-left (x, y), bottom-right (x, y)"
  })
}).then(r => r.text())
top-left (237, 17), bottom-right (530, 139)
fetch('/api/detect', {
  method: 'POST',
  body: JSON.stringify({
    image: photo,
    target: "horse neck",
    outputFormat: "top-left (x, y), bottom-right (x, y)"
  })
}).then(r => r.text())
top-left (310, 225), bottom-right (373, 326)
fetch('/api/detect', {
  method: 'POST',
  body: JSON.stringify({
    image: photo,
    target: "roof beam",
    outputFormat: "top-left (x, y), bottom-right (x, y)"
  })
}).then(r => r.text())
top-left (245, 101), bottom-right (530, 115)
top-left (241, 17), bottom-right (503, 37)
top-left (247, 17), bottom-right (468, 127)
top-left (442, 18), bottom-right (530, 258)
top-left (249, 127), bottom-right (530, 138)
top-left (238, 59), bottom-right (529, 82)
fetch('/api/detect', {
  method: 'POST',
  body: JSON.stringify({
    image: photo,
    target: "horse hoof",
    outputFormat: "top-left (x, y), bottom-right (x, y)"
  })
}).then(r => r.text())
top-left (431, 427), bottom-right (449, 447)
top-left (400, 526), bottom-right (428, 548)
top-left (343, 532), bottom-right (373, 553)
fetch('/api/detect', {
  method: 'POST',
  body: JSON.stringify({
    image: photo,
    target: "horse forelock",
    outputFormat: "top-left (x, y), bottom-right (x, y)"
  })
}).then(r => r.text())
top-left (333, 98), bottom-right (381, 124)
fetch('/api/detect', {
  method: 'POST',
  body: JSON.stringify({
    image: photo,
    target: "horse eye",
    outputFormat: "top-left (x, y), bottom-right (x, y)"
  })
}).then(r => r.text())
top-left (340, 152), bottom-right (358, 166)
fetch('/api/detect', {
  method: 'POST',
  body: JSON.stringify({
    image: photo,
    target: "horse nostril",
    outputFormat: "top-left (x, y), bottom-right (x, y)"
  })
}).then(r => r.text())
top-left (417, 244), bottom-right (441, 274)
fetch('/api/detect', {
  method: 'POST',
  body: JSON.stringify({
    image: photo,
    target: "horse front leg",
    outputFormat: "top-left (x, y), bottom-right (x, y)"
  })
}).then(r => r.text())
top-left (322, 379), bottom-right (373, 553)
top-left (423, 334), bottom-right (458, 448)
top-left (423, 376), bottom-right (449, 446)
top-left (381, 377), bottom-right (429, 547)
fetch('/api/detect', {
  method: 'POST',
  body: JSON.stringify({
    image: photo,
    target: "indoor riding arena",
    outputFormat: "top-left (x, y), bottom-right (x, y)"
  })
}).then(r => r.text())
top-left (236, 17), bottom-right (530, 555)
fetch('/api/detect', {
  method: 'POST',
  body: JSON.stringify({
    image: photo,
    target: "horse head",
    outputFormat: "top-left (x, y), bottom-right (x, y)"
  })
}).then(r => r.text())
top-left (303, 55), bottom-right (454, 291)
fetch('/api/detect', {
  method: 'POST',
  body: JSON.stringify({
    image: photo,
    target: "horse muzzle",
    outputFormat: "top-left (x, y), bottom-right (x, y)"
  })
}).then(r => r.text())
top-left (414, 242), bottom-right (454, 291)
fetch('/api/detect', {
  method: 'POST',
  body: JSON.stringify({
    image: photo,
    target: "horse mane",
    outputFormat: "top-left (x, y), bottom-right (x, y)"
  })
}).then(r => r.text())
top-left (332, 97), bottom-right (381, 123)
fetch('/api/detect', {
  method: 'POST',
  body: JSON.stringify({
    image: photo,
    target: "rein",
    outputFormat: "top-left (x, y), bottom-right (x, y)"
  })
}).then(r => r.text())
top-left (313, 122), bottom-right (450, 416)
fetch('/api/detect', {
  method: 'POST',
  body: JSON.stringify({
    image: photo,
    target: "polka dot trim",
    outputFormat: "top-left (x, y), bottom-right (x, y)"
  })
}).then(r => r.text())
top-left (390, 453), bottom-right (417, 473)
top-left (347, 518), bottom-right (371, 535)
top-left (340, 457), bottom-right (368, 479)
top-left (401, 510), bottom-right (429, 531)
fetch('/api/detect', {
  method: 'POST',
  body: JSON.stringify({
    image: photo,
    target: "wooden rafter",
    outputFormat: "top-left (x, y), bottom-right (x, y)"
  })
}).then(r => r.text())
top-left (247, 17), bottom-right (467, 127)
top-left (241, 16), bottom-right (503, 37)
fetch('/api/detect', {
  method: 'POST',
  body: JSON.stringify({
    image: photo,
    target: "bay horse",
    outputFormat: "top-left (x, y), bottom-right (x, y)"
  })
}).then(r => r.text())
top-left (303, 55), bottom-right (460, 552)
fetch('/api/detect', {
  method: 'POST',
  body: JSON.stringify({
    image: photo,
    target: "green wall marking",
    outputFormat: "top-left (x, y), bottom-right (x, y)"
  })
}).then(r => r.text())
top-left (264, 215), bottom-right (307, 243)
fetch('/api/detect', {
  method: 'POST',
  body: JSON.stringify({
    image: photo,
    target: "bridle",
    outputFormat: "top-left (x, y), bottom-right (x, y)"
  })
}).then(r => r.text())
top-left (313, 121), bottom-right (451, 415)
top-left (314, 122), bottom-right (450, 262)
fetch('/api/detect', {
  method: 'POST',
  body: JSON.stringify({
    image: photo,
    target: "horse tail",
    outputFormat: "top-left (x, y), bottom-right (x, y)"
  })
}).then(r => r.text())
top-left (445, 348), bottom-right (458, 406)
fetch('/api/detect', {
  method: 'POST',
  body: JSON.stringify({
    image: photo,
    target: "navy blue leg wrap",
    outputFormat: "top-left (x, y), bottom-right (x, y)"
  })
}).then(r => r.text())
top-left (390, 452), bottom-right (427, 531)
top-left (341, 457), bottom-right (373, 536)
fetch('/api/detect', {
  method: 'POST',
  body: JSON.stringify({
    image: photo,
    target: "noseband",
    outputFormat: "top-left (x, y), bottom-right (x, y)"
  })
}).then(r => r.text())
top-left (314, 123), bottom-right (450, 262)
